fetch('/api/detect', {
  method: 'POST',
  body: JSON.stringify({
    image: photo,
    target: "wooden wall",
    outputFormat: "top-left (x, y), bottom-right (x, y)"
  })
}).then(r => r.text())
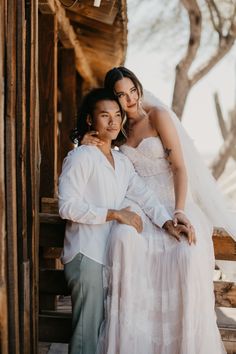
top-left (0, 1), bottom-right (40, 353)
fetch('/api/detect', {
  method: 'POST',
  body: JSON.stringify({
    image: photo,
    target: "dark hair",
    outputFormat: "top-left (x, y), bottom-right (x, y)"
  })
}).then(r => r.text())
top-left (71, 88), bottom-right (125, 144)
top-left (104, 67), bottom-right (143, 97)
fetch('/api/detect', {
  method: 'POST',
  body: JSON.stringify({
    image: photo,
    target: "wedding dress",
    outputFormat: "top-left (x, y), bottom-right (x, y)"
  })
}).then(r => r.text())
top-left (96, 138), bottom-right (227, 354)
top-left (95, 91), bottom-right (236, 354)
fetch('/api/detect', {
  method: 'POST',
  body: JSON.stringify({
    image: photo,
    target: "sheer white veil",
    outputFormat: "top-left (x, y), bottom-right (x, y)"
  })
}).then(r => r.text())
top-left (143, 89), bottom-right (236, 241)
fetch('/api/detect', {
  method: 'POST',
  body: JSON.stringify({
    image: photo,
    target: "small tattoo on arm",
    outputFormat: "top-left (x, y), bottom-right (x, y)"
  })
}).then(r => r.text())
top-left (164, 147), bottom-right (172, 158)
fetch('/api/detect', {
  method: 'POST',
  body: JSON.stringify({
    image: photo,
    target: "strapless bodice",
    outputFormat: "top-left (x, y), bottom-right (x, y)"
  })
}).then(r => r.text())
top-left (120, 136), bottom-right (171, 177)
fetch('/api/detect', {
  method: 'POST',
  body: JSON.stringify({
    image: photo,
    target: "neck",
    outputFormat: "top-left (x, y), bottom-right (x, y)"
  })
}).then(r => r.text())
top-left (98, 140), bottom-right (112, 155)
top-left (127, 107), bottom-right (147, 126)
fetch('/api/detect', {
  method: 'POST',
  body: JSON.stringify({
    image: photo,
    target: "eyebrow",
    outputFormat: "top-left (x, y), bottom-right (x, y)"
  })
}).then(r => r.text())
top-left (115, 86), bottom-right (136, 94)
top-left (99, 110), bottom-right (121, 114)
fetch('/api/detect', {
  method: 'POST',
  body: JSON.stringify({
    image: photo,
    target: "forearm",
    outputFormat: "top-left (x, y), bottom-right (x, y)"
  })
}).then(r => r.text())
top-left (172, 167), bottom-right (188, 211)
top-left (58, 197), bottom-right (108, 225)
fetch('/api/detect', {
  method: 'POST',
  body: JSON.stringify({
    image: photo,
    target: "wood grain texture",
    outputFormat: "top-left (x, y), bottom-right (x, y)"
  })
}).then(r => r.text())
top-left (59, 48), bottom-right (76, 165)
top-left (213, 228), bottom-right (236, 261)
top-left (39, 13), bottom-right (58, 198)
top-left (0, 0), bottom-right (8, 352)
top-left (5, 0), bottom-right (20, 352)
top-left (214, 281), bottom-right (236, 308)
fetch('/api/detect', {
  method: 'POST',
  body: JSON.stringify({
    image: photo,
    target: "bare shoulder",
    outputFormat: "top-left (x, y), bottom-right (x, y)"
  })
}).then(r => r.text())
top-left (148, 106), bottom-right (173, 131)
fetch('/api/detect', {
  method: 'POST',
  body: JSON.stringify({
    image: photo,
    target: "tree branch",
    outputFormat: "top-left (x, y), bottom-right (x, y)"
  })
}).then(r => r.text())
top-left (206, 0), bottom-right (223, 34)
top-left (214, 92), bottom-right (228, 139)
top-left (179, 0), bottom-right (202, 70)
top-left (190, 34), bottom-right (235, 86)
top-left (210, 129), bottom-right (236, 179)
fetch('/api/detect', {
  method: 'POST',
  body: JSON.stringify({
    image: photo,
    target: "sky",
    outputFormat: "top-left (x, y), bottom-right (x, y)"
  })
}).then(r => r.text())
top-left (125, 2), bottom-right (236, 158)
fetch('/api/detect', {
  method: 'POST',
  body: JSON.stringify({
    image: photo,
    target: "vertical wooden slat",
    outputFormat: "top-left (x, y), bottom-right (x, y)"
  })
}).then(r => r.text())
top-left (5, 0), bottom-right (20, 352)
top-left (38, 13), bottom-right (58, 198)
top-left (16, 1), bottom-right (31, 353)
top-left (0, 0), bottom-right (8, 352)
top-left (59, 48), bottom-right (76, 166)
top-left (26, 0), bottom-right (40, 352)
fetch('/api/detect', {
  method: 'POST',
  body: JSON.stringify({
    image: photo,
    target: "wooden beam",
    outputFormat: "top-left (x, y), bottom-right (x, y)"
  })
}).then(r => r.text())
top-left (39, 0), bottom-right (97, 87)
top-left (39, 13), bottom-right (58, 198)
top-left (0, 0), bottom-right (8, 352)
top-left (59, 48), bottom-right (76, 164)
top-left (38, 0), bottom-right (55, 14)
top-left (26, 1), bottom-right (41, 351)
top-left (5, 0), bottom-right (20, 352)
top-left (213, 228), bottom-right (236, 261)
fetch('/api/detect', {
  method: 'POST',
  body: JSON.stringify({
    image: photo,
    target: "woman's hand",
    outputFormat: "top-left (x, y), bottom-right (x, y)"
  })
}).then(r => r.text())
top-left (173, 212), bottom-right (196, 244)
top-left (81, 131), bottom-right (104, 146)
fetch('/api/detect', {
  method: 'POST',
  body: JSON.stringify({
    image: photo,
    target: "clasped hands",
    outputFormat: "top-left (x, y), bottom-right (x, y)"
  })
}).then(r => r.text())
top-left (116, 207), bottom-right (196, 245)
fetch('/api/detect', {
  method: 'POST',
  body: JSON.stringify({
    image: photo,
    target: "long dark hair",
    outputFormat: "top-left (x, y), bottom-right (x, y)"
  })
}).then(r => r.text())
top-left (104, 67), bottom-right (143, 97)
top-left (71, 88), bottom-right (126, 145)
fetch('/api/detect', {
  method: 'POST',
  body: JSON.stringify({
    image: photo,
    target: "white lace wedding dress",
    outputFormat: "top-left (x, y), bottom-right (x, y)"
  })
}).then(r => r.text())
top-left (97, 137), bottom-right (226, 354)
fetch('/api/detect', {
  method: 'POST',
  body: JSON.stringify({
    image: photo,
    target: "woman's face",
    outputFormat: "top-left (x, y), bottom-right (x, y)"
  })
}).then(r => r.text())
top-left (114, 77), bottom-right (139, 115)
top-left (90, 99), bottom-right (122, 142)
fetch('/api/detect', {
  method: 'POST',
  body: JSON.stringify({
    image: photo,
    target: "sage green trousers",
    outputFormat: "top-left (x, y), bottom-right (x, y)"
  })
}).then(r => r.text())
top-left (64, 253), bottom-right (104, 354)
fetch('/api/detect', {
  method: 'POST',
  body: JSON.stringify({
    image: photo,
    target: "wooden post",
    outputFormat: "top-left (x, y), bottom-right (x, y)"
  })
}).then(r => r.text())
top-left (38, 13), bottom-right (58, 198)
top-left (16, 1), bottom-right (31, 353)
top-left (26, 1), bottom-right (40, 352)
top-left (59, 48), bottom-right (76, 166)
top-left (0, 0), bottom-right (8, 352)
top-left (5, 0), bottom-right (20, 352)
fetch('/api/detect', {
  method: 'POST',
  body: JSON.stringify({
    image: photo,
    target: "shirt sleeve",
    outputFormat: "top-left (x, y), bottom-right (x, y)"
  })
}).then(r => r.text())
top-left (58, 149), bottom-right (108, 225)
top-left (125, 159), bottom-right (171, 227)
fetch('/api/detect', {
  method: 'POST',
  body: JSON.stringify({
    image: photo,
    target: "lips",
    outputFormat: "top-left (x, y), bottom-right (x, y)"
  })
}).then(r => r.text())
top-left (107, 128), bottom-right (119, 132)
top-left (127, 103), bottom-right (136, 108)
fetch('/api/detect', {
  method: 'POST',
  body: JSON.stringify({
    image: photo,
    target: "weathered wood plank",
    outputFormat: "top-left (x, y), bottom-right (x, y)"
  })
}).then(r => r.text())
top-left (41, 197), bottom-right (58, 212)
top-left (67, 0), bottom-right (118, 25)
top-left (38, 0), bottom-right (97, 87)
top-left (59, 48), bottom-right (76, 164)
top-left (41, 197), bottom-right (59, 214)
top-left (213, 228), bottom-right (236, 261)
top-left (26, 1), bottom-right (40, 350)
top-left (214, 281), bottom-right (236, 308)
top-left (39, 13), bottom-right (58, 198)
top-left (0, 0), bottom-right (8, 352)
top-left (16, 2), bottom-right (31, 352)
top-left (5, 0), bottom-right (20, 352)
top-left (38, 0), bottom-right (55, 14)
top-left (219, 326), bottom-right (236, 343)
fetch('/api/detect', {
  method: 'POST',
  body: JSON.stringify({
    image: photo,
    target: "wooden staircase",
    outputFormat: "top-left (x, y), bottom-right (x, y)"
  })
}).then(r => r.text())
top-left (39, 198), bottom-right (236, 353)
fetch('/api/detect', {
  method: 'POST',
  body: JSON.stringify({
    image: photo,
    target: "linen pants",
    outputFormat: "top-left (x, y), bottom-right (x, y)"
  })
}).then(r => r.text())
top-left (64, 253), bottom-right (104, 354)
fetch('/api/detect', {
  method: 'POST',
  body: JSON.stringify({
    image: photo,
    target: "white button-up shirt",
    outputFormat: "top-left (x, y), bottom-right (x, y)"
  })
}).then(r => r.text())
top-left (58, 146), bottom-right (171, 265)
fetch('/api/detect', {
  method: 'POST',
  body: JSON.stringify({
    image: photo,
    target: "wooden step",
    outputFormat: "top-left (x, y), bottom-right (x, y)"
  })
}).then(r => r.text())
top-left (39, 213), bottom-right (236, 260)
top-left (39, 312), bottom-right (71, 343)
top-left (39, 311), bottom-right (236, 348)
top-left (39, 269), bottom-right (69, 295)
top-left (39, 269), bottom-right (236, 308)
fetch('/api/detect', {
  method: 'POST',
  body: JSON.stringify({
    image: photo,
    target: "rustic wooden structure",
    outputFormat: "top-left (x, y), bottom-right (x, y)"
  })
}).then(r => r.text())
top-left (0, 1), bottom-right (127, 353)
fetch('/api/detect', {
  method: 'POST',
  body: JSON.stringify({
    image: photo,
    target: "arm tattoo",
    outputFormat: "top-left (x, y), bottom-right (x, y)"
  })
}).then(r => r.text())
top-left (164, 147), bottom-right (172, 158)
top-left (164, 147), bottom-right (172, 165)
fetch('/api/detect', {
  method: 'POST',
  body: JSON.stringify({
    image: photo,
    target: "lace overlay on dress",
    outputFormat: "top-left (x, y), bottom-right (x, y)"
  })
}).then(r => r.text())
top-left (96, 137), bottom-right (226, 354)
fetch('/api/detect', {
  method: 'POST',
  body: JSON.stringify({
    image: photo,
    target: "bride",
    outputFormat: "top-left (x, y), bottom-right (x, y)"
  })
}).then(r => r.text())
top-left (80, 67), bottom-right (236, 354)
